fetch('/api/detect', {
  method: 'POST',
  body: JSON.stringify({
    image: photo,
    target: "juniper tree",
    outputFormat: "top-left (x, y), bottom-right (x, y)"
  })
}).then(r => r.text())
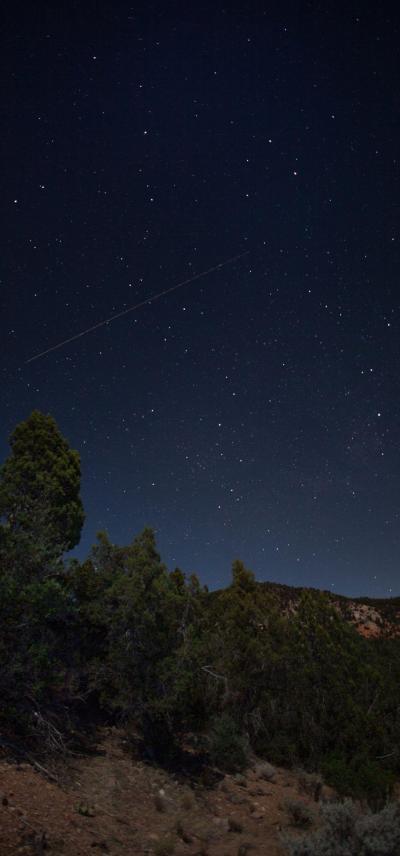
top-left (0, 410), bottom-right (84, 577)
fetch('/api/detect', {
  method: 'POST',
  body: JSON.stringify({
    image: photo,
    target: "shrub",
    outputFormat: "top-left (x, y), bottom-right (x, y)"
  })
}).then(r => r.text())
top-left (356, 802), bottom-right (400, 855)
top-left (208, 714), bottom-right (249, 772)
top-left (297, 770), bottom-right (323, 802)
top-left (282, 799), bottom-right (400, 856)
top-left (321, 755), bottom-right (395, 806)
top-left (284, 798), bottom-right (314, 828)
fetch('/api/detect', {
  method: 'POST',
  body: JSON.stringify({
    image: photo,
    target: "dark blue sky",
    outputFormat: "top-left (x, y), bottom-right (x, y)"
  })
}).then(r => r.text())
top-left (2, 2), bottom-right (400, 596)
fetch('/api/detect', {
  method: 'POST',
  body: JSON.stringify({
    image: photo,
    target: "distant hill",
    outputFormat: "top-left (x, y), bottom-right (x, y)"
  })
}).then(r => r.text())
top-left (255, 581), bottom-right (400, 639)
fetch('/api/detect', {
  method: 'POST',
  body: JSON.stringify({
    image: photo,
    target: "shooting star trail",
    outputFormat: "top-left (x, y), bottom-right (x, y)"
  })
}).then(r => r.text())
top-left (26, 250), bottom-right (250, 364)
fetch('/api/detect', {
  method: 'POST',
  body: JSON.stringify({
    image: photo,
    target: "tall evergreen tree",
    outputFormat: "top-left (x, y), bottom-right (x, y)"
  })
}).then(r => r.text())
top-left (0, 410), bottom-right (84, 576)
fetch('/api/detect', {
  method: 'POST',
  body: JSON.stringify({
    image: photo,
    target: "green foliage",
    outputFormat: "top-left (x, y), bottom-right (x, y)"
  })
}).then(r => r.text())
top-left (0, 568), bottom-right (78, 741)
top-left (76, 527), bottom-right (208, 760)
top-left (208, 714), bottom-right (249, 771)
top-left (197, 583), bottom-right (400, 801)
top-left (231, 559), bottom-right (257, 591)
top-left (321, 754), bottom-right (396, 806)
top-left (0, 410), bottom-right (84, 576)
top-left (0, 412), bottom-right (399, 799)
top-left (0, 412), bottom-right (86, 741)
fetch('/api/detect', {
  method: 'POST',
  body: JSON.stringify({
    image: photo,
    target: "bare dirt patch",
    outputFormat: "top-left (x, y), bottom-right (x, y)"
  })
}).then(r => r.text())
top-left (0, 731), bottom-right (325, 855)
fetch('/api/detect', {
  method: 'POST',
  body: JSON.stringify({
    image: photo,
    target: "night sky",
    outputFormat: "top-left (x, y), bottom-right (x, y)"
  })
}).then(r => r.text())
top-left (2, 3), bottom-right (400, 597)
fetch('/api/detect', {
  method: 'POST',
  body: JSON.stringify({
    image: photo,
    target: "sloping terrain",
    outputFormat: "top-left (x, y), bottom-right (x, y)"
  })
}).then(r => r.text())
top-left (259, 581), bottom-right (400, 638)
top-left (0, 729), bottom-right (328, 856)
top-left (339, 596), bottom-right (400, 638)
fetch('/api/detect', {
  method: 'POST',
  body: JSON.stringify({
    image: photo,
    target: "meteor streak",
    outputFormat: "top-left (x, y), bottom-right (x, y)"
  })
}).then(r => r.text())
top-left (26, 250), bottom-right (249, 363)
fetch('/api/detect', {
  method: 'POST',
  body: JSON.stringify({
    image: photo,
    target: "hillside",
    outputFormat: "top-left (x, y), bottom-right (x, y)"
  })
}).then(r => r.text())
top-left (1, 412), bottom-right (400, 852)
top-left (255, 581), bottom-right (400, 639)
top-left (0, 728), bottom-right (333, 856)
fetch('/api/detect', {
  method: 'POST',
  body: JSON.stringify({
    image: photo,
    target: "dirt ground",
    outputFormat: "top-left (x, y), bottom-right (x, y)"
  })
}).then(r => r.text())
top-left (0, 730), bottom-right (326, 855)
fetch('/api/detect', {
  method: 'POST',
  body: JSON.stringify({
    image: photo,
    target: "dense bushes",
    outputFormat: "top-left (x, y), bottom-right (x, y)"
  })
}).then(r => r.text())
top-left (1, 412), bottom-right (400, 801)
top-left (283, 800), bottom-right (400, 855)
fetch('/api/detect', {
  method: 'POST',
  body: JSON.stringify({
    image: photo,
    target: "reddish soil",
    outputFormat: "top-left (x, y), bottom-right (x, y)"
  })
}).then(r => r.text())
top-left (0, 730), bottom-right (326, 855)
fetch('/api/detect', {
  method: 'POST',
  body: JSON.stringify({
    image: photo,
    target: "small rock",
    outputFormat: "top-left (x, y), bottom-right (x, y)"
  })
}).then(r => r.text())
top-left (228, 817), bottom-right (243, 833)
top-left (182, 831), bottom-right (193, 844)
top-left (154, 792), bottom-right (168, 812)
top-left (254, 761), bottom-right (276, 782)
top-left (248, 786), bottom-right (265, 797)
top-left (228, 793), bottom-right (247, 805)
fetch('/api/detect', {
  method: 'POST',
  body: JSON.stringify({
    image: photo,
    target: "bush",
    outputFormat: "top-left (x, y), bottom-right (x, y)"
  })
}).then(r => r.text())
top-left (356, 802), bottom-right (400, 855)
top-left (284, 798), bottom-right (314, 828)
top-left (297, 770), bottom-right (323, 801)
top-left (208, 714), bottom-right (249, 772)
top-left (282, 799), bottom-right (400, 856)
top-left (321, 754), bottom-right (395, 805)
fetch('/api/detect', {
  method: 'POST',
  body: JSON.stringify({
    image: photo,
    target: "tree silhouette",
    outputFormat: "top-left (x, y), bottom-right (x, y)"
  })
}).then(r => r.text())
top-left (0, 410), bottom-right (84, 577)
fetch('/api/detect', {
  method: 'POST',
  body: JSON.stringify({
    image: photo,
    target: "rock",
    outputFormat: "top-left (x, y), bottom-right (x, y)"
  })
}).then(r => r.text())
top-left (254, 761), bottom-right (276, 782)
top-left (319, 785), bottom-right (335, 803)
top-left (249, 786), bottom-right (266, 797)
top-left (20, 831), bottom-right (47, 855)
top-left (181, 831), bottom-right (193, 844)
top-left (228, 817), bottom-right (243, 833)
top-left (252, 810), bottom-right (265, 820)
top-left (227, 792), bottom-right (247, 805)
top-left (154, 792), bottom-right (168, 812)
